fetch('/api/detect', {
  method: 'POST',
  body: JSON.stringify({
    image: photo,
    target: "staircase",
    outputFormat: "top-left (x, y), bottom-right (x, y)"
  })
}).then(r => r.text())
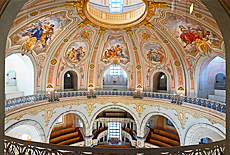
top-left (208, 89), bottom-right (226, 102)
top-left (49, 127), bottom-right (83, 145)
top-left (5, 86), bottom-right (24, 99)
top-left (146, 129), bottom-right (180, 147)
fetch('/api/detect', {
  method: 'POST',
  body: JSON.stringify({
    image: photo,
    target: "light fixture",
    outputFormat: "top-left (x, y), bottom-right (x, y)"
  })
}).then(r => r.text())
top-left (190, 3), bottom-right (193, 14)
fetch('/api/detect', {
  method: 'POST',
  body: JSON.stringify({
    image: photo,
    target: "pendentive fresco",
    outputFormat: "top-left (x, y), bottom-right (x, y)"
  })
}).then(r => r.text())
top-left (65, 42), bottom-right (87, 64)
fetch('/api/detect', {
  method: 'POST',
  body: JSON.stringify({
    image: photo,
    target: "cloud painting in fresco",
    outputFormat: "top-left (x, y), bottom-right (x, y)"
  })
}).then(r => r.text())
top-left (144, 43), bottom-right (166, 65)
top-left (101, 35), bottom-right (129, 64)
top-left (65, 42), bottom-right (87, 64)
top-left (162, 13), bottom-right (221, 55)
top-left (11, 12), bottom-right (71, 53)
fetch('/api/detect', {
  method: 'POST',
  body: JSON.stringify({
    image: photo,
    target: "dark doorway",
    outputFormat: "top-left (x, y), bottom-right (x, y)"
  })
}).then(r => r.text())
top-left (157, 72), bottom-right (167, 91)
top-left (215, 73), bottom-right (226, 90)
top-left (64, 71), bottom-right (78, 90)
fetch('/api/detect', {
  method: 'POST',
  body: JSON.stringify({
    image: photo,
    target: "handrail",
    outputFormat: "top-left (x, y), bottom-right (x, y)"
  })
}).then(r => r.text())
top-left (4, 135), bottom-right (225, 154)
top-left (5, 91), bottom-right (226, 114)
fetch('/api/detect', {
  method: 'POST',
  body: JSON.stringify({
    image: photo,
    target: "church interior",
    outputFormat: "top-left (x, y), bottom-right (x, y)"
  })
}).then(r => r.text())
top-left (1, 0), bottom-right (230, 154)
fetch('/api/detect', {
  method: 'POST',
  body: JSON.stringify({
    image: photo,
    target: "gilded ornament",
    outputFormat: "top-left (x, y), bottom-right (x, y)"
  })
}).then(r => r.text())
top-left (195, 13), bottom-right (202, 18)
top-left (99, 27), bottom-right (106, 36)
top-left (47, 85), bottom-right (53, 88)
top-left (125, 27), bottom-right (132, 37)
top-left (77, 19), bottom-right (91, 30)
top-left (113, 59), bottom-right (118, 64)
top-left (137, 85), bottom-right (143, 88)
top-left (163, 40), bottom-right (168, 43)
top-left (174, 60), bottom-right (181, 67)
top-left (178, 87), bottom-right (184, 91)
top-left (133, 47), bottom-right (137, 50)
top-left (175, 111), bottom-right (188, 129)
top-left (51, 59), bottom-right (57, 65)
top-left (30, 11), bottom-right (38, 16)
top-left (84, 103), bottom-right (96, 116)
top-left (200, 44), bottom-right (208, 52)
top-left (61, 0), bottom-right (84, 8)
top-left (196, 39), bottom-right (210, 53)
top-left (94, 46), bottom-right (98, 49)
top-left (148, 1), bottom-right (169, 9)
top-left (88, 84), bottom-right (94, 87)
top-left (90, 64), bottom-right (95, 69)
top-left (134, 103), bottom-right (145, 117)
top-left (82, 32), bottom-right (90, 38)
top-left (42, 109), bottom-right (56, 126)
top-left (142, 33), bottom-right (149, 39)
top-left (136, 65), bottom-right (141, 70)
top-left (64, 39), bottom-right (69, 42)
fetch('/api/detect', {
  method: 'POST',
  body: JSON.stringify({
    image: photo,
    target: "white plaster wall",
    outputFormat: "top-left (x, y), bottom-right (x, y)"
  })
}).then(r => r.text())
top-left (5, 54), bottom-right (34, 96)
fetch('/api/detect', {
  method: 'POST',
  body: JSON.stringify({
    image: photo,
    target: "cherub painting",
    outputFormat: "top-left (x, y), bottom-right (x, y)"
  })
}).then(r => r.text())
top-left (162, 13), bottom-right (221, 55)
top-left (101, 35), bottom-right (129, 64)
top-left (11, 12), bottom-right (71, 54)
top-left (144, 43), bottom-right (166, 65)
top-left (65, 42), bottom-right (87, 64)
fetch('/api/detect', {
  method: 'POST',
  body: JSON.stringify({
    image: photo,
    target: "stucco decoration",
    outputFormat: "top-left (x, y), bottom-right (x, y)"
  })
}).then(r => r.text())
top-left (65, 41), bottom-right (87, 64)
top-left (143, 42), bottom-right (166, 66)
top-left (162, 13), bottom-right (222, 56)
top-left (101, 35), bottom-right (130, 65)
top-left (11, 12), bottom-right (71, 54)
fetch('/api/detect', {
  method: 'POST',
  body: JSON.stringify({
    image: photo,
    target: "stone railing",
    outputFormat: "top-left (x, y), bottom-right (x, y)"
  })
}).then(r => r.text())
top-left (4, 135), bottom-right (225, 154)
top-left (95, 130), bottom-right (108, 144)
top-left (5, 91), bottom-right (226, 114)
top-left (87, 2), bottom-right (146, 25)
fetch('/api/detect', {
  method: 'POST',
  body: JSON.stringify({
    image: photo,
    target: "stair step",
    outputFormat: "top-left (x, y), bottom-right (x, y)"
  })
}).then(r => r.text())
top-left (214, 89), bottom-right (226, 96)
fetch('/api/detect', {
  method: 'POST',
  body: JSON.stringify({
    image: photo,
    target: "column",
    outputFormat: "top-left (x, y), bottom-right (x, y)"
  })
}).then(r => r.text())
top-left (85, 136), bottom-right (93, 147)
top-left (136, 137), bottom-right (145, 148)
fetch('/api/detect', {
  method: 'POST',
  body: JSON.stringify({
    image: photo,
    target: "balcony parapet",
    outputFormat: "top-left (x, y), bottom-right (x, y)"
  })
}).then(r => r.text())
top-left (4, 135), bottom-right (225, 154)
top-left (5, 91), bottom-right (226, 114)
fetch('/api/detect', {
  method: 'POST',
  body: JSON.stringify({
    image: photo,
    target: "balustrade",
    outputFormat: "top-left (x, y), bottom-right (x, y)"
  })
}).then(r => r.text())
top-left (5, 91), bottom-right (226, 114)
top-left (4, 135), bottom-right (225, 155)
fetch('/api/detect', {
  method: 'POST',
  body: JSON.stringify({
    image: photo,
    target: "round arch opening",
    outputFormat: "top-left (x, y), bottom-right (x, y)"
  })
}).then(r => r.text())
top-left (92, 107), bottom-right (136, 147)
top-left (5, 53), bottom-right (34, 99)
top-left (49, 113), bottom-right (84, 145)
top-left (144, 115), bottom-right (180, 147)
top-left (64, 71), bottom-right (78, 91)
top-left (103, 65), bottom-right (128, 91)
top-left (153, 72), bottom-right (167, 92)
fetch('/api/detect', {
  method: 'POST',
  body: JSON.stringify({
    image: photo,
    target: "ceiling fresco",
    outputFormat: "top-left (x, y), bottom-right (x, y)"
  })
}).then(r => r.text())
top-left (65, 41), bottom-right (88, 64)
top-left (10, 12), bottom-right (71, 54)
top-left (144, 43), bottom-right (166, 65)
top-left (162, 13), bottom-right (222, 56)
top-left (101, 35), bottom-right (130, 65)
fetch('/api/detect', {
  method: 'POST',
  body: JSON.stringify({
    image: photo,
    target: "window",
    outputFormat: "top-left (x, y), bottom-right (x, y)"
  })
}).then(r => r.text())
top-left (67, 73), bottom-right (70, 77)
top-left (109, 65), bottom-right (121, 76)
top-left (109, 0), bottom-right (123, 13)
top-left (166, 118), bottom-right (174, 127)
top-left (108, 122), bottom-right (121, 139)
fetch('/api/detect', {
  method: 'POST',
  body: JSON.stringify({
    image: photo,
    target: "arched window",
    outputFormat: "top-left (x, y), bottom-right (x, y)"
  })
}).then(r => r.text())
top-left (109, 0), bottom-right (123, 13)
top-left (157, 72), bottom-right (167, 91)
top-left (215, 73), bottom-right (226, 90)
top-left (199, 137), bottom-right (213, 144)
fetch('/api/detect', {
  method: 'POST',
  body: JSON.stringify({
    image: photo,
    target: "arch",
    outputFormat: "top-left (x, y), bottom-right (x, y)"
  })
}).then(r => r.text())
top-left (5, 119), bottom-right (46, 142)
top-left (5, 53), bottom-right (35, 98)
top-left (47, 110), bottom-right (90, 140)
top-left (215, 72), bottom-right (226, 90)
top-left (140, 112), bottom-right (183, 145)
top-left (184, 123), bottom-right (225, 145)
top-left (196, 56), bottom-right (226, 99)
top-left (89, 104), bottom-right (140, 136)
top-left (100, 65), bottom-right (130, 90)
top-left (60, 69), bottom-right (80, 91)
top-left (6, 70), bottom-right (17, 86)
top-left (150, 69), bottom-right (170, 93)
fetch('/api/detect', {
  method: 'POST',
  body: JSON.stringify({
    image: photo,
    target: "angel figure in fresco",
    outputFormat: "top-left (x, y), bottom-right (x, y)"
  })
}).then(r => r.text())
top-left (179, 25), bottom-right (210, 47)
top-left (147, 47), bottom-right (164, 63)
top-left (68, 48), bottom-right (77, 61)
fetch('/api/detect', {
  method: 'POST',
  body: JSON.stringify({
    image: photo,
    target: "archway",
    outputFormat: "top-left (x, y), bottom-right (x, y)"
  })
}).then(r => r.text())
top-left (184, 123), bottom-right (225, 145)
top-left (153, 72), bottom-right (167, 92)
top-left (92, 107), bottom-right (136, 147)
top-left (198, 56), bottom-right (226, 102)
top-left (5, 53), bottom-right (34, 99)
top-left (143, 114), bottom-right (180, 147)
top-left (48, 113), bottom-right (85, 145)
top-left (102, 65), bottom-right (128, 91)
top-left (64, 71), bottom-right (78, 91)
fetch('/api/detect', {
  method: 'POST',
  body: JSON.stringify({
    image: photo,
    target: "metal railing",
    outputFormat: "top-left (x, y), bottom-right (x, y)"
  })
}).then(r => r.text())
top-left (5, 91), bottom-right (226, 113)
top-left (4, 135), bottom-right (225, 155)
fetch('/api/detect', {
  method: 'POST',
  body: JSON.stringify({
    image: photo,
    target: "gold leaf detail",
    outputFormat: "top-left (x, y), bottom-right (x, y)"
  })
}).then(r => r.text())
top-left (64, 39), bottom-right (68, 42)
top-left (195, 13), bottom-right (202, 18)
top-left (90, 64), bottom-right (95, 69)
top-left (51, 59), bottom-right (57, 65)
top-left (47, 85), bottom-right (53, 88)
top-left (30, 11), bottom-right (38, 16)
top-left (142, 33), bottom-right (149, 39)
top-left (136, 65), bottom-right (141, 70)
top-left (82, 32), bottom-right (90, 38)
top-left (174, 60), bottom-right (181, 67)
